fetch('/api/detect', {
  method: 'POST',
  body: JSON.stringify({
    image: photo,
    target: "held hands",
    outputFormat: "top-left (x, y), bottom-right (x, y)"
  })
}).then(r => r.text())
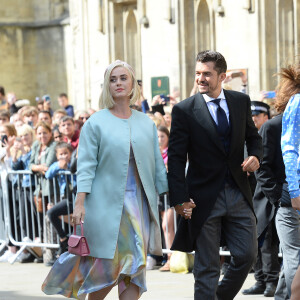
top-left (58, 159), bottom-right (68, 169)
top-left (72, 192), bottom-right (86, 225)
top-left (175, 199), bottom-right (196, 220)
top-left (291, 196), bottom-right (300, 211)
top-left (241, 156), bottom-right (259, 173)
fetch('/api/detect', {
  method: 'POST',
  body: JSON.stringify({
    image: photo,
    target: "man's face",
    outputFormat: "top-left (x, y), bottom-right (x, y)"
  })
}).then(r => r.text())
top-left (58, 96), bottom-right (68, 108)
top-left (23, 112), bottom-right (38, 126)
top-left (195, 61), bottom-right (226, 98)
top-left (60, 120), bottom-right (75, 138)
top-left (38, 112), bottom-right (52, 125)
top-left (252, 113), bottom-right (269, 130)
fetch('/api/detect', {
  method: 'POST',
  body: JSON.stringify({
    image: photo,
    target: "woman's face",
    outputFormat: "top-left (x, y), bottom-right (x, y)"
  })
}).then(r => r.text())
top-left (36, 126), bottom-right (52, 146)
top-left (158, 130), bottom-right (169, 149)
top-left (0, 126), bottom-right (9, 138)
top-left (109, 67), bottom-right (133, 102)
top-left (53, 130), bottom-right (63, 142)
top-left (20, 132), bottom-right (33, 147)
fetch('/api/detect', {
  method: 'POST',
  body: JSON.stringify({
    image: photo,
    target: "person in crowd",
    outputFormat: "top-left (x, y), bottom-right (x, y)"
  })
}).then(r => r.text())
top-left (163, 111), bottom-right (172, 130)
top-left (38, 110), bottom-right (52, 126)
top-left (0, 86), bottom-right (7, 110)
top-left (0, 123), bottom-right (19, 262)
top-left (22, 106), bottom-right (39, 128)
top-left (29, 121), bottom-right (57, 238)
top-left (42, 95), bottom-right (53, 116)
top-left (52, 126), bottom-right (64, 143)
top-left (52, 109), bottom-right (67, 126)
top-left (11, 124), bottom-right (37, 263)
top-left (75, 110), bottom-right (90, 124)
top-left (157, 125), bottom-right (175, 272)
top-left (251, 100), bottom-right (270, 130)
top-left (42, 60), bottom-right (168, 300)
top-left (57, 93), bottom-right (74, 117)
top-left (87, 107), bottom-right (97, 115)
top-left (6, 92), bottom-right (19, 115)
top-left (242, 104), bottom-right (282, 297)
top-left (0, 110), bottom-right (10, 125)
top-left (168, 50), bottom-right (262, 299)
top-left (11, 113), bottom-right (24, 130)
top-left (273, 63), bottom-right (300, 299)
top-left (45, 142), bottom-right (76, 257)
top-left (59, 116), bottom-right (80, 150)
top-left (36, 99), bottom-right (45, 112)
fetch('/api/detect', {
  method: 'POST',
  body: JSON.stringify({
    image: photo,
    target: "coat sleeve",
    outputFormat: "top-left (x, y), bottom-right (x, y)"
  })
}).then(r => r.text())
top-left (255, 121), bottom-right (282, 205)
top-left (76, 120), bottom-right (99, 194)
top-left (167, 104), bottom-right (190, 207)
top-left (45, 142), bottom-right (57, 167)
top-left (45, 162), bottom-right (60, 179)
top-left (153, 123), bottom-right (168, 195)
top-left (245, 96), bottom-right (263, 161)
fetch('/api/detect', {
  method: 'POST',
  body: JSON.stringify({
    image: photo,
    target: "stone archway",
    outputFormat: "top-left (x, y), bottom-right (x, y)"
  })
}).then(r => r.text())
top-left (196, 0), bottom-right (211, 52)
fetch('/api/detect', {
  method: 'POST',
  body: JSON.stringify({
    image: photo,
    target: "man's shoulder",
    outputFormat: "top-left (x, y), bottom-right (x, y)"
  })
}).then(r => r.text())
top-left (174, 94), bottom-right (196, 111)
top-left (224, 89), bottom-right (250, 101)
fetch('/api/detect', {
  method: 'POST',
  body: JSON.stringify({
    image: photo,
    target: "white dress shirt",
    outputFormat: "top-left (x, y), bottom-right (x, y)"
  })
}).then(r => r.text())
top-left (202, 90), bottom-right (230, 125)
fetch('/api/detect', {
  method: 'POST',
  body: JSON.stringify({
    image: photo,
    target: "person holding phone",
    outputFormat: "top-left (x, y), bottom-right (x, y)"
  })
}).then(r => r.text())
top-left (42, 60), bottom-right (168, 300)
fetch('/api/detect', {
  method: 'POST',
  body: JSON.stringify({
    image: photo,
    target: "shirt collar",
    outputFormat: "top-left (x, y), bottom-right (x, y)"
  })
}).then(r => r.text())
top-left (203, 89), bottom-right (225, 103)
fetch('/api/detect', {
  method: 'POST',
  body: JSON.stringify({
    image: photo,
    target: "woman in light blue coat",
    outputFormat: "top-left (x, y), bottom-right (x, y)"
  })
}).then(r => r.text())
top-left (42, 60), bottom-right (168, 300)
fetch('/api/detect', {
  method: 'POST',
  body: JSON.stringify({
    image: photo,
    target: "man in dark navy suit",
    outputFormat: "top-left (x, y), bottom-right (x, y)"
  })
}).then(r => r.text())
top-left (168, 50), bottom-right (263, 300)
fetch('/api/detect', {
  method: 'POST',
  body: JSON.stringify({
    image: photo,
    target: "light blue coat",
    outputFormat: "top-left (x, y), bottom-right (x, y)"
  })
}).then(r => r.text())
top-left (77, 108), bottom-right (168, 259)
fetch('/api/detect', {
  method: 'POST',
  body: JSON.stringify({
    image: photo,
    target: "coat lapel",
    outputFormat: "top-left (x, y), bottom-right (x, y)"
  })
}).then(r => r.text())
top-left (224, 90), bottom-right (239, 155)
top-left (192, 93), bottom-right (225, 154)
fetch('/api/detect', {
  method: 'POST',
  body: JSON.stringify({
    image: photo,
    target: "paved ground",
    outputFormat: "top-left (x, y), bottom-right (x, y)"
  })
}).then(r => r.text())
top-left (0, 262), bottom-right (269, 300)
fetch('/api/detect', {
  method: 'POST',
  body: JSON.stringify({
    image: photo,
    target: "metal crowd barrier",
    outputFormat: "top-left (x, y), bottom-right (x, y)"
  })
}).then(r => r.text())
top-left (1, 170), bottom-right (75, 264)
top-left (1, 170), bottom-right (281, 264)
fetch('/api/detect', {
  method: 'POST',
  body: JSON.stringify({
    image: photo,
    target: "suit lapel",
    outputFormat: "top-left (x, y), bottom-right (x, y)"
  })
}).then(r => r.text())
top-left (224, 90), bottom-right (239, 155)
top-left (192, 93), bottom-right (226, 154)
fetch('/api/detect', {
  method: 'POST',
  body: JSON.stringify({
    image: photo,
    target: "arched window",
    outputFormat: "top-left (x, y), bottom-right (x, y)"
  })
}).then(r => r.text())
top-left (125, 10), bottom-right (139, 76)
top-left (197, 0), bottom-right (211, 51)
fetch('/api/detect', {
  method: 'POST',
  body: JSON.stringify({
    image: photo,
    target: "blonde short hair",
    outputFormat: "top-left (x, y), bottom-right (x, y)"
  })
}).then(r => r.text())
top-left (17, 124), bottom-right (35, 139)
top-left (99, 60), bottom-right (141, 109)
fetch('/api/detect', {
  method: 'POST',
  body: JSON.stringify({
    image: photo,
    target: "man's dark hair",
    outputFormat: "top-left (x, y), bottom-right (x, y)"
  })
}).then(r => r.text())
top-left (60, 115), bottom-right (74, 124)
top-left (39, 110), bottom-right (52, 119)
top-left (196, 50), bottom-right (227, 74)
top-left (59, 93), bottom-right (68, 98)
top-left (0, 86), bottom-right (5, 96)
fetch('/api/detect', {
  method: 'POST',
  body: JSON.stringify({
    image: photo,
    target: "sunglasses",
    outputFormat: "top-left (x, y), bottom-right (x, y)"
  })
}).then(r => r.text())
top-left (79, 116), bottom-right (89, 120)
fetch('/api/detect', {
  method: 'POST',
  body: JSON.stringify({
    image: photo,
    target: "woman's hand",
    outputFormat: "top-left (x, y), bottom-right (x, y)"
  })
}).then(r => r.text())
top-left (72, 192), bottom-right (86, 225)
top-left (32, 164), bottom-right (48, 175)
top-left (175, 199), bottom-right (196, 220)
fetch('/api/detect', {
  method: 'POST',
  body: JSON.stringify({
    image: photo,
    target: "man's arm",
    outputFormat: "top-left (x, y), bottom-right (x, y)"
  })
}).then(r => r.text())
top-left (244, 96), bottom-right (263, 162)
top-left (281, 95), bottom-right (300, 209)
top-left (255, 120), bottom-right (283, 204)
top-left (167, 104), bottom-right (190, 207)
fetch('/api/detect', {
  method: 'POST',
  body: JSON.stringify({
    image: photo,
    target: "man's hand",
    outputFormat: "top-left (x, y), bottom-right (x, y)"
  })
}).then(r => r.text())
top-left (241, 156), bottom-right (260, 172)
top-left (175, 199), bottom-right (196, 219)
top-left (291, 196), bottom-right (300, 211)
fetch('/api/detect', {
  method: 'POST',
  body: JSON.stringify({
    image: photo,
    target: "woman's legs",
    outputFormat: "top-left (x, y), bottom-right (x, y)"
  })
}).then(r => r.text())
top-left (88, 285), bottom-right (114, 300)
top-left (119, 283), bottom-right (139, 300)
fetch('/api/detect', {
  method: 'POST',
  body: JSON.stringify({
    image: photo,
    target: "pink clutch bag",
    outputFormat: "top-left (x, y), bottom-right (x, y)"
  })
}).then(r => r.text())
top-left (68, 221), bottom-right (90, 256)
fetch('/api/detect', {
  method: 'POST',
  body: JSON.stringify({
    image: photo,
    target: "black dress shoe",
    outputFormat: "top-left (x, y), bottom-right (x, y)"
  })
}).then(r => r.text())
top-left (242, 282), bottom-right (265, 295)
top-left (264, 282), bottom-right (277, 297)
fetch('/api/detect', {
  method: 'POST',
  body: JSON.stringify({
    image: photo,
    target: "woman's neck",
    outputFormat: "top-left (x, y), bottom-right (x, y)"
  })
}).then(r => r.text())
top-left (109, 101), bottom-right (131, 119)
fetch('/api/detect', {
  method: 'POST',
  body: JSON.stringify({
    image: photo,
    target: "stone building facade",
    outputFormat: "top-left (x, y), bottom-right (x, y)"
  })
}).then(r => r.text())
top-left (0, 0), bottom-right (299, 110)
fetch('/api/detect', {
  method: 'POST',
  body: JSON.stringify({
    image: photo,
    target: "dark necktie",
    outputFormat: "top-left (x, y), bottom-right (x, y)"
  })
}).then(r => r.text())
top-left (211, 98), bottom-right (229, 136)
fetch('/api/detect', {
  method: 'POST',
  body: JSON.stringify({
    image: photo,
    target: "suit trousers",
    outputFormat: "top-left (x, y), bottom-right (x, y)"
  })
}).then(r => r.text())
top-left (193, 183), bottom-right (257, 300)
top-left (254, 218), bottom-right (280, 284)
top-left (274, 206), bottom-right (300, 299)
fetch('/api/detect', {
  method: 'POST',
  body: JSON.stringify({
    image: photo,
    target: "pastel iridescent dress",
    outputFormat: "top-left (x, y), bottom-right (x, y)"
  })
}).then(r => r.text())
top-left (42, 146), bottom-right (150, 299)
